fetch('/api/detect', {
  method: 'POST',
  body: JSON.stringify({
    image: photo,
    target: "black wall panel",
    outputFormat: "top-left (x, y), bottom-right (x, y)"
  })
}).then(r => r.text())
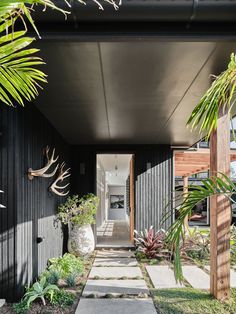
top-left (71, 145), bottom-right (173, 233)
top-left (0, 117), bottom-right (172, 302)
top-left (0, 105), bottom-right (70, 301)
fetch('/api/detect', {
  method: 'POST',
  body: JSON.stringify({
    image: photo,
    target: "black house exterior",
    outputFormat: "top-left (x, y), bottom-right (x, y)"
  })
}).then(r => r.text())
top-left (1, 0), bottom-right (236, 301)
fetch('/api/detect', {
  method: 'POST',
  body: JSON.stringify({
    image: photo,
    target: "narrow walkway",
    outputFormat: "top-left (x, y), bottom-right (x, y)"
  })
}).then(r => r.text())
top-left (97, 220), bottom-right (132, 247)
top-left (76, 249), bottom-right (157, 314)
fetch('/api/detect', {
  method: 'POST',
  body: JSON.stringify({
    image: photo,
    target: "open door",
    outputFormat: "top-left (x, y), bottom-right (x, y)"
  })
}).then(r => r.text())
top-left (129, 155), bottom-right (135, 242)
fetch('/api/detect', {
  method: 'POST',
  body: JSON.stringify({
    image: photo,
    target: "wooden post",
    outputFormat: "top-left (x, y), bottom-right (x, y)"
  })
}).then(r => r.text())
top-left (210, 108), bottom-right (231, 300)
top-left (183, 176), bottom-right (189, 231)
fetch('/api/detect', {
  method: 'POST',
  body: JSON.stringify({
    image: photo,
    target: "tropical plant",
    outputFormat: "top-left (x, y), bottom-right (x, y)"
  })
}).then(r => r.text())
top-left (179, 227), bottom-right (210, 262)
top-left (22, 276), bottom-right (59, 307)
top-left (58, 193), bottom-right (99, 226)
top-left (0, 1), bottom-right (49, 106)
top-left (165, 53), bottom-right (236, 284)
top-left (187, 53), bottom-right (236, 140)
top-left (0, 0), bottom-right (120, 107)
top-left (165, 174), bottom-right (236, 280)
top-left (48, 253), bottom-right (84, 278)
top-left (134, 226), bottom-right (169, 259)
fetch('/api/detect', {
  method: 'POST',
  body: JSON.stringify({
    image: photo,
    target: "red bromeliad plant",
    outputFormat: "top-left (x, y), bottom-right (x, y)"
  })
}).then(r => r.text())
top-left (134, 226), bottom-right (168, 259)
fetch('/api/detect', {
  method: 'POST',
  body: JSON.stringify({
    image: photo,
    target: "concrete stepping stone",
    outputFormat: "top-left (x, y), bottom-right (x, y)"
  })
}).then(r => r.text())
top-left (205, 266), bottom-right (236, 287)
top-left (96, 250), bottom-right (135, 258)
top-left (76, 299), bottom-right (157, 314)
top-left (182, 265), bottom-right (209, 290)
top-left (146, 265), bottom-right (184, 289)
top-left (82, 279), bottom-right (149, 296)
top-left (89, 266), bottom-right (143, 279)
top-left (94, 257), bottom-right (138, 267)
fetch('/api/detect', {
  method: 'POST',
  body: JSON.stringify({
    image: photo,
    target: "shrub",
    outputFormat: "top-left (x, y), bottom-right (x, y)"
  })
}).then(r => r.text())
top-left (182, 228), bottom-right (210, 262)
top-left (58, 193), bottom-right (99, 226)
top-left (13, 300), bottom-right (28, 314)
top-left (65, 272), bottom-right (78, 287)
top-left (48, 289), bottom-right (76, 308)
top-left (48, 253), bottom-right (84, 279)
top-left (134, 226), bottom-right (169, 259)
top-left (135, 251), bottom-right (146, 260)
top-left (44, 270), bottom-right (61, 285)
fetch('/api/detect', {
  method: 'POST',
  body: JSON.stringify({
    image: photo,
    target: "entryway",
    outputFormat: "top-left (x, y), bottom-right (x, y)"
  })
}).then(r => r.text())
top-left (96, 154), bottom-right (134, 247)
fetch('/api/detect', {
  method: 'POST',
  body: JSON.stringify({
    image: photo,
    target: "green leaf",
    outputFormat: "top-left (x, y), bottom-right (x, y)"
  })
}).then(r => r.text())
top-left (164, 173), bottom-right (236, 282)
top-left (187, 53), bottom-right (236, 140)
top-left (26, 295), bottom-right (38, 307)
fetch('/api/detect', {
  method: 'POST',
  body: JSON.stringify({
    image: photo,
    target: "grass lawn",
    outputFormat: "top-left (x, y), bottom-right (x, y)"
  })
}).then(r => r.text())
top-left (153, 288), bottom-right (236, 314)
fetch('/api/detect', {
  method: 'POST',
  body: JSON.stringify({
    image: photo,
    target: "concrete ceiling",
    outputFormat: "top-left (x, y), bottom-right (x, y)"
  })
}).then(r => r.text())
top-left (34, 41), bottom-right (236, 145)
top-left (97, 154), bottom-right (131, 185)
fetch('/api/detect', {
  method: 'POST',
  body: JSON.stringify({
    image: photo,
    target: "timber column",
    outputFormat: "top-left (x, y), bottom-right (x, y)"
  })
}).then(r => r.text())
top-left (210, 108), bottom-right (231, 300)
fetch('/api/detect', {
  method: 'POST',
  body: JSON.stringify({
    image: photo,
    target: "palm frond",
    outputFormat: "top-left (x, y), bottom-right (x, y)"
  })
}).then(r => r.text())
top-left (164, 173), bottom-right (236, 281)
top-left (0, 0), bottom-right (121, 107)
top-left (187, 53), bottom-right (236, 140)
top-left (0, 27), bottom-right (47, 106)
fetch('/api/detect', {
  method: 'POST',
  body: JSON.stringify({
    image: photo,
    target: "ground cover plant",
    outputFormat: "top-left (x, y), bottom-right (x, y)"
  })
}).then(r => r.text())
top-left (153, 288), bottom-right (236, 314)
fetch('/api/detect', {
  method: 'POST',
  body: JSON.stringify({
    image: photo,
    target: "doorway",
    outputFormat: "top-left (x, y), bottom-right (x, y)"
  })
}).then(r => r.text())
top-left (96, 154), bottom-right (134, 247)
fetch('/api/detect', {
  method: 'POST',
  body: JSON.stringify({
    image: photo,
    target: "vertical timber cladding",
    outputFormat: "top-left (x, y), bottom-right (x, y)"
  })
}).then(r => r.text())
top-left (71, 145), bottom-right (173, 233)
top-left (134, 146), bottom-right (173, 232)
top-left (0, 105), bottom-right (70, 301)
top-left (0, 107), bottom-right (17, 302)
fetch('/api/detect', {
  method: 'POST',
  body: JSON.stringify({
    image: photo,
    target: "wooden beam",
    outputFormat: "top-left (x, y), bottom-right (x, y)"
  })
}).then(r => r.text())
top-left (175, 148), bottom-right (236, 178)
top-left (210, 108), bottom-right (231, 300)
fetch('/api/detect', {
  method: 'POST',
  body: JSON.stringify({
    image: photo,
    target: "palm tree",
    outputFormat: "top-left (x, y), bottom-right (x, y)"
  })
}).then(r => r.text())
top-left (166, 53), bottom-right (236, 281)
top-left (0, 0), bottom-right (120, 107)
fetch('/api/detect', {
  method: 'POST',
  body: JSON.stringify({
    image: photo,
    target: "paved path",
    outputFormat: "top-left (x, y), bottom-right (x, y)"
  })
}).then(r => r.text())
top-left (146, 265), bottom-right (184, 289)
top-left (76, 249), bottom-right (157, 314)
top-left (76, 249), bottom-right (236, 313)
top-left (182, 265), bottom-right (210, 290)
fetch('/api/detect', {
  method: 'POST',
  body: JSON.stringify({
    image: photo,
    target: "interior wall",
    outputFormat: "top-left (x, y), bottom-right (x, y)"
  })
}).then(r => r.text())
top-left (0, 105), bottom-right (70, 301)
top-left (108, 185), bottom-right (126, 220)
top-left (96, 159), bottom-right (107, 227)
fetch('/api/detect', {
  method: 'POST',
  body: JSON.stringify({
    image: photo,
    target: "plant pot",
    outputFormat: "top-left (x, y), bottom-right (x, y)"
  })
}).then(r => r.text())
top-left (68, 223), bottom-right (95, 256)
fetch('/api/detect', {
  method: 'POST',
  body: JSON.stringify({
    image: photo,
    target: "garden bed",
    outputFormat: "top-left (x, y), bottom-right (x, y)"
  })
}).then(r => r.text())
top-left (1, 253), bottom-right (95, 314)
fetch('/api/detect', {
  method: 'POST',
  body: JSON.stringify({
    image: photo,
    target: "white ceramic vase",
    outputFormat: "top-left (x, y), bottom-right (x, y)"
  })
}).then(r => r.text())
top-left (68, 223), bottom-right (95, 256)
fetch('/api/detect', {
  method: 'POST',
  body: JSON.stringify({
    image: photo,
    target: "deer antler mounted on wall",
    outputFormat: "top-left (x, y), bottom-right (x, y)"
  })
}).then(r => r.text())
top-left (28, 146), bottom-right (59, 180)
top-left (49, 162), bottom-right (71, 196)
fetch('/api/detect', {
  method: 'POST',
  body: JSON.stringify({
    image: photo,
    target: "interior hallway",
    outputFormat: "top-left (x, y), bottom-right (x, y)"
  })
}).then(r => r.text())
top-left (97, 220), bottom-right (133, 247)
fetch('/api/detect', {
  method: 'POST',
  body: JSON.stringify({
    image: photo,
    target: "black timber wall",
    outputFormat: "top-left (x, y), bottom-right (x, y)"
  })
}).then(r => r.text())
top-left (0, 105), bottom-right (70, 301)
top-left (71, 145), bottom-right (173, 233)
